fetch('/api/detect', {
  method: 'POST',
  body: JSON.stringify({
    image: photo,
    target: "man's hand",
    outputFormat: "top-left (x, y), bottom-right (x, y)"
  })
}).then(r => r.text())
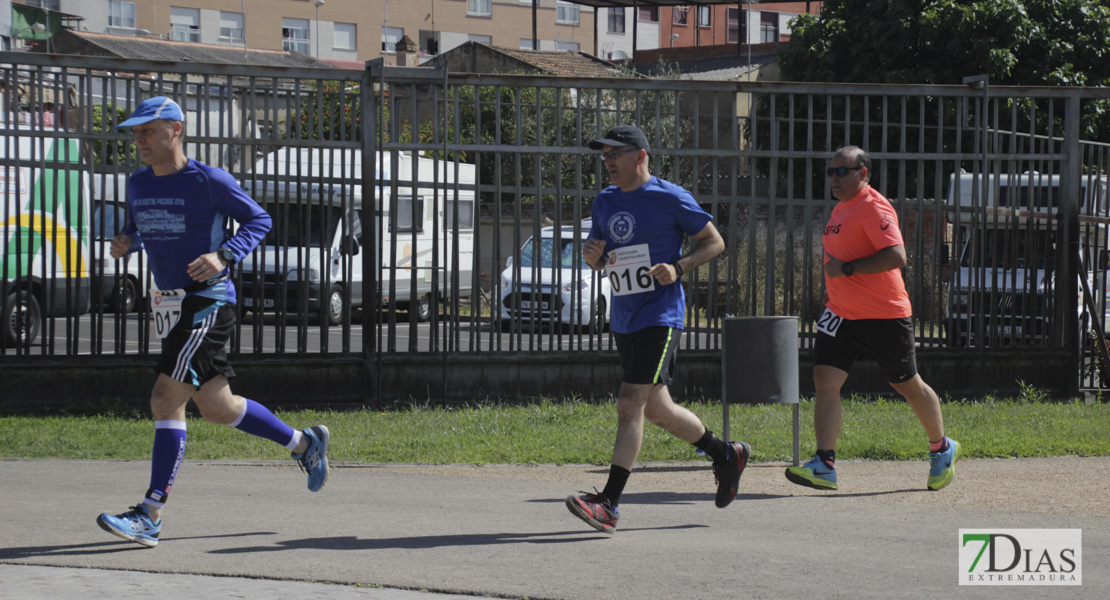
top-left (109, 234), bottom-right (131, 260)
top-left (583, 238), bottom-right (607, 270)
top-left (824, 252), bottom-right (850, 279)
top-left (186, 252), bottom-right (226, 282)
top-left (649, 263), bottom-right (681, 285)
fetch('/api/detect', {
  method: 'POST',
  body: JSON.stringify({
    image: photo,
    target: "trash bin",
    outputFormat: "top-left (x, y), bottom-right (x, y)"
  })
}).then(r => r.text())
top-left (722, 316), bottom-right (801, 465)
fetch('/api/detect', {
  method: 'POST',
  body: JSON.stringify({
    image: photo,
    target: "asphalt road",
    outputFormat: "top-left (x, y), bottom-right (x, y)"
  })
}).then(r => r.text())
top-left (1, 457), bottom-right (1106, 599)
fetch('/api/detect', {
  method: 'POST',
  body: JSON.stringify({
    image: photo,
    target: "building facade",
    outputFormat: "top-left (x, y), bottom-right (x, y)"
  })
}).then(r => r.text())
top-left (15, 0), bottom-right (613, 66)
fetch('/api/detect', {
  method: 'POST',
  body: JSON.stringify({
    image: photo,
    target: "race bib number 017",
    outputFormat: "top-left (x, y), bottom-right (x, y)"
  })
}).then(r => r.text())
top-left (816, 307), bottom-right (843, 337)
top-left (607, 243), bottom-right (656, 297)
top-left (151, 286), bottom-right (185, 339)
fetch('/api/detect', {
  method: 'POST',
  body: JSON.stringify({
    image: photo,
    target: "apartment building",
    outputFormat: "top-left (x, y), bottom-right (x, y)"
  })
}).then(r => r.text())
top-left (12, 0), bottom-right (610, 66)
top-left (661, 2), bottom-right (822, 50)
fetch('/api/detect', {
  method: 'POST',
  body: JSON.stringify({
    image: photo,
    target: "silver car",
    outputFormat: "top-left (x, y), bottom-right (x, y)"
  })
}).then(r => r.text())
top-left (498, 220), bottom-right (611, 332)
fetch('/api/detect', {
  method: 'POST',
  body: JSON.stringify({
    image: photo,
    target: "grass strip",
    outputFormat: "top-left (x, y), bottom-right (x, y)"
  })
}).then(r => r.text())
top-left (1, 396), bottom-right (1107, 464)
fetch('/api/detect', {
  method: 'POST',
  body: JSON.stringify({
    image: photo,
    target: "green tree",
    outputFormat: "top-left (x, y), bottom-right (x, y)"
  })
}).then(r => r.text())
top-left (780, 0), bottom-right (1110, 140)
top-left (90, 103), bottom-right (136, 167)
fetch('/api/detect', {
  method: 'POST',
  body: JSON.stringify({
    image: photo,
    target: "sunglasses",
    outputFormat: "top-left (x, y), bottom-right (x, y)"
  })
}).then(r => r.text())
top-left (600, 148), bottom-right (639, 161)
top-left (826, 166), bottom-right (862, 177)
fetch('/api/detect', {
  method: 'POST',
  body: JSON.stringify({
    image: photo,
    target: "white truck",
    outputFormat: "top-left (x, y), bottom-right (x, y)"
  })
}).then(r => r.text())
top-left (945, 170), bottom-right (1110, 346)
top-left (239, 147), bottom-right (476, 324)
top-left (1, 127), bottom-right (92, 347)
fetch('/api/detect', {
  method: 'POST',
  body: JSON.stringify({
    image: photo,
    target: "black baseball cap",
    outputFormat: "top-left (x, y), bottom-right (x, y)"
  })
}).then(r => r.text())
top-left (588, 125), bottom-right (650, 153)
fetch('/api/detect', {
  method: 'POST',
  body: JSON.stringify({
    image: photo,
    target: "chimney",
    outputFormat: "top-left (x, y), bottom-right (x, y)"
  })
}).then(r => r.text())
top-left (396, 35), bottom-right (419, 67)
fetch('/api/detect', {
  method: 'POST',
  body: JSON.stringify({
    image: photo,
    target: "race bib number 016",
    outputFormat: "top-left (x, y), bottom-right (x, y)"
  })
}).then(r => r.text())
top-left (607, 243), bottom-right (655, 297)
top-left (816, 307), bottom-right (843, 337)
top-left (151, 286), bottom-right (185, 339)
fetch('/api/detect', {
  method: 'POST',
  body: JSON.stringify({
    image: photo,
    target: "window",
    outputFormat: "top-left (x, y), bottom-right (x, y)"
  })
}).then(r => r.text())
top-left (639, 7), bottom-right (659, 22)
top-left (760, 12), bottom-right (778, 43)
top-left (218, 12), bottom-right (244, 44)
top-left (556, 2), bottom-right (580, 25)
top-left (698, 6), bottom-right (712, 28)
top-left (170, 7), bottom-right (200, 42)
top-left (446, 198), bottom-right (474, 230)
top-left (108, 1), bottom-right (136, 29)
top-left (282, 18), bottom-right (310, 53)
top-left (520, 38), bottom-right (534, 50)
top-left (334, 23), bottom-right (357, 50)
top-left (608, 8), bottom-right (626, 34)
top-left (468, 0), bottom-right (491, 17)
top-left (382, 26), bottom-right (402, 53)
top-left (393, 196), bottom-right (425, 233)
top-left (727, 7), bottom-right (740, 43)
top-left (25, 0), bottom-right (60, 10)
top-left (556, 40), bottom-right (578, 52)
top-left (672, 6), bottom-right (689, 26)
top-left (469, 34), bottom-right (492, 44)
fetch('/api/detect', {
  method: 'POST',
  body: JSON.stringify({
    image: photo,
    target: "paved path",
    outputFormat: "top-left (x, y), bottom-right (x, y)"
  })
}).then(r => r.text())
top-left (1, 458), bottom-right (1107, 599)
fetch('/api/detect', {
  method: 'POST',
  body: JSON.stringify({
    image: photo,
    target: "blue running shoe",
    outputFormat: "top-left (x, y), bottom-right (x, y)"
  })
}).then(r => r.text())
top-left (96, 504), bottom-right (161, 547)
top-left (927, 437), bottom-right (960, 491)
top-left (785, 454), bottom-right (838, 490)
top-left (293, 425), bottom-right (330, 492)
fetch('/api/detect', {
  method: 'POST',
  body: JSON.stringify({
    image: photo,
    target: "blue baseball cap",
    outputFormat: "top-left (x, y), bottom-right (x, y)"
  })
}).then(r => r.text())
top-left (116, 96), bottom-right (185, 129)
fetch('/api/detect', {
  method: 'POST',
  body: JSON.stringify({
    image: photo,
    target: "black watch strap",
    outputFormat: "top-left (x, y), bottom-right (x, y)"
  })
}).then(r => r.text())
top-left (843, 261), bottom-right (854, 276)
top-left (218, 247), bottom-right (235, 265)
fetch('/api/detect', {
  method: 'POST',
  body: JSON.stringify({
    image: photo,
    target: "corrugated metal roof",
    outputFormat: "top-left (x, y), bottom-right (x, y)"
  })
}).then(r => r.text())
top-left (40, 30), bottom-right (335, 69)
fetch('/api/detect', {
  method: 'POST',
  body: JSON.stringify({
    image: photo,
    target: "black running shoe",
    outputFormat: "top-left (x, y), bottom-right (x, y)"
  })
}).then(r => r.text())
top-left (713, 441), bottom-right (750, 508)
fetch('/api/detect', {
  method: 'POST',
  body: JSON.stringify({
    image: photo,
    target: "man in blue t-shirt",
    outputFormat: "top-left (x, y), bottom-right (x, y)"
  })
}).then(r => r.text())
top-left (95, 97), bottom-right (331, 548)
top-left (565, 125), bottom-right (752, 534)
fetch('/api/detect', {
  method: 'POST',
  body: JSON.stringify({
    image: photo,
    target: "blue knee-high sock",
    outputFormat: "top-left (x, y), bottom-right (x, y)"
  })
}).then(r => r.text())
top-left (231, 399), bottom-right (299, 450)
top-left (145, 420), bottom-right (187, 508)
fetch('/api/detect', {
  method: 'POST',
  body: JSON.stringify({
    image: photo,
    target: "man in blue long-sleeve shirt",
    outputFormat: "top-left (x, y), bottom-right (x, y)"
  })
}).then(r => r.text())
top-left (95, 97), bottom-right (331, 548)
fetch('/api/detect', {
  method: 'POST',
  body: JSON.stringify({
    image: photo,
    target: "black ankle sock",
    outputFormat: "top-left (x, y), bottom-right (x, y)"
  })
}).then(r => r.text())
top-left (601, 465), bottom-right (631, 507)
top-left (694, 429), bottom-right (730, 462)
top-left (816, 449), bottom-right (836, 468)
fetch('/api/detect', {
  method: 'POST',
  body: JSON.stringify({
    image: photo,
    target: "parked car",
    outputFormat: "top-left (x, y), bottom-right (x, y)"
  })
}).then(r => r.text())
top-left (498, 219), bottom-right (610, 332)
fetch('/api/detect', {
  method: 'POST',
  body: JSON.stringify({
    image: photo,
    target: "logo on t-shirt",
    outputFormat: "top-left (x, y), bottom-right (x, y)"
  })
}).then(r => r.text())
top-left (880, 215), bottom-right (895, 230)
top-left (607, 212), bottom-right (636, 244)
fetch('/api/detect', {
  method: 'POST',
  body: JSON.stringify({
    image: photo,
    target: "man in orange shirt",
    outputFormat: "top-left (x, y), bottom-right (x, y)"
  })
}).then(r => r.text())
top-left (786, 146), bottom-right (959, 491)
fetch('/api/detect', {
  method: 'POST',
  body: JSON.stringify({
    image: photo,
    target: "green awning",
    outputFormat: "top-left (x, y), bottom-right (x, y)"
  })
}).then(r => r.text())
top-left (11, 3), bottom-right (63, 41)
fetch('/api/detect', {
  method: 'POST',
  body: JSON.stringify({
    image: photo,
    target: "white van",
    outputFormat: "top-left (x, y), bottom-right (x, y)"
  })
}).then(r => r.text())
top-left (1, 128), bottom-right (92, 346)
top-left (945, 170), bottom-right (1110, 345)
top-left (90, 171), bottom-right (149, 313)
top-left (498, 219), bottom-right (611, 332)
top-left (239, 147), bottom-right (476, 324)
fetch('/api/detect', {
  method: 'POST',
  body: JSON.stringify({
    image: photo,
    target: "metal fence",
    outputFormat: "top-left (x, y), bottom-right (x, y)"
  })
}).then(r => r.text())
top-left (4, 52), bottom-right (1110, 396)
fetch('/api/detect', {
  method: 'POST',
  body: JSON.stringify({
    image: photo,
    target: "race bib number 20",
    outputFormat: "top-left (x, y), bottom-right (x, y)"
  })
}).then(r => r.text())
top-left (607, 243), bottom-right (656, 297)
top-left (150, 286), bottom-right (185, 339)
top-left (816, 307), bottom-right (844, 337)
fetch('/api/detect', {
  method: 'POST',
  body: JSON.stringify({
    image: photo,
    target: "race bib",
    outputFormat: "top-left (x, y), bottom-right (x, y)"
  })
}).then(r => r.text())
top-left (150, 286), bottom-right (185, 339)
top-left (607, 243), bottom-right (656, 297)
top-left (816, 307), bottom-right (844, 337)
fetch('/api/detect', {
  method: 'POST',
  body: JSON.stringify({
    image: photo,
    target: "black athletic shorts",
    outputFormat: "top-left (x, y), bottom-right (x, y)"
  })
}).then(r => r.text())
top-left (156, 295), bottom-right (237, 388)
top-left (613, 326), bottom-right (681, 386)
top-left (813, 316), bottom-right (918, 384)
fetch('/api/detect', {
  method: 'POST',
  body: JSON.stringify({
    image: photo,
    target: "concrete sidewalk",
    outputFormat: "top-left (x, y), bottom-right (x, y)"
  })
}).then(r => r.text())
top-left (1, 458), bottom-right (1106, 599)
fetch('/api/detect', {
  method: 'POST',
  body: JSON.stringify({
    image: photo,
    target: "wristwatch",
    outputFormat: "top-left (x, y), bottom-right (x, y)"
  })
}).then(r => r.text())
top-left (672, 261), bottom-right (685, 277)
top-left (217, 247), bottom-right (235, 265)
top-left (842, 261), bottom-right (854, 276)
